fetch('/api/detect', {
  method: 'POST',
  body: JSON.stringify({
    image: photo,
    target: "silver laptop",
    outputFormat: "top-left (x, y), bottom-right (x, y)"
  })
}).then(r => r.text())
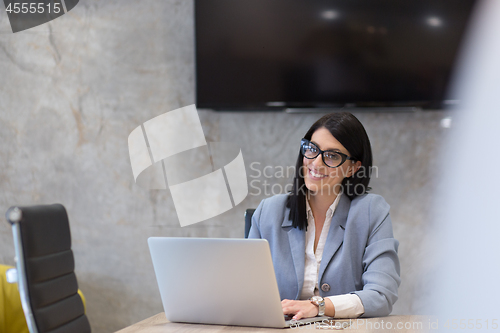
top-left (148, 237), bottom-right (336, 328)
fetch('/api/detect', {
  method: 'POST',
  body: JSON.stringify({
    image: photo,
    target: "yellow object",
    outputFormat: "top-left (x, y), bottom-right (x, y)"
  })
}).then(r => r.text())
top-left (0, 264), bottom-right (87, 333)
top-left (78, 289), bottom-right (87, 313)
top-left (0, 264), bottom-right (28, 333)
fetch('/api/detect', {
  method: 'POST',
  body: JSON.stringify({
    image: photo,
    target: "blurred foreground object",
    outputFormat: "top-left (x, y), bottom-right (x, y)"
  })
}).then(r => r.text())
top-left (432, 0), bottom-right (500, 326)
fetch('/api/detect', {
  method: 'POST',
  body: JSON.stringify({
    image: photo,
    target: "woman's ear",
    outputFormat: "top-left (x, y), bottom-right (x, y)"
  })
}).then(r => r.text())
top-left (347, 161), bottom-right (362, 178)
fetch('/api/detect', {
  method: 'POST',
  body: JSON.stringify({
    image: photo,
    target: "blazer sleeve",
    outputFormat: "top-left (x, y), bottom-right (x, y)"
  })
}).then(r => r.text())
top-left (248, 199), bottom-right (264, 239)
top-left (352, 195), bottom-right (401, 318)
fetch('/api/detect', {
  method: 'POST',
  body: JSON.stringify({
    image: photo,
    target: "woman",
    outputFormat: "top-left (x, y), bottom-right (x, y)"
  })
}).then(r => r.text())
top-left (248, 112), bottom-right (400, 320)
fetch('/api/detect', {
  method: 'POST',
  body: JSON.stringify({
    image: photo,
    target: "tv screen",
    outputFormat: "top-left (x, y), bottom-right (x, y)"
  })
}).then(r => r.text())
top-left (195, 0), bottom-right (477, 110)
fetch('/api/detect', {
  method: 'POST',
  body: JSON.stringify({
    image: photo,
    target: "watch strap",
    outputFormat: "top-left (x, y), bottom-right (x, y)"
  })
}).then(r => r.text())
top-left (310, 296), bottom-right (326, 316)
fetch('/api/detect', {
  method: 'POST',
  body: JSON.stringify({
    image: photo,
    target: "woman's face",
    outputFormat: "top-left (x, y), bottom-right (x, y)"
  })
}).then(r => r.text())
top-left (302, 127), bottom-right (360, 196)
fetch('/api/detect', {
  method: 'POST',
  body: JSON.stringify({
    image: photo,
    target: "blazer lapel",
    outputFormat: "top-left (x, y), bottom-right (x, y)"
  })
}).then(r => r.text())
top-left (318, 194), bottom-right (351, 282)
top-left (282, 210), bottom-right (305, 298)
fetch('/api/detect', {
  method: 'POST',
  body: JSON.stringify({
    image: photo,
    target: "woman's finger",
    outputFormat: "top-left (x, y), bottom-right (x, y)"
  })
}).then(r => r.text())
top-left (292, 310), bottom-right (304, 320)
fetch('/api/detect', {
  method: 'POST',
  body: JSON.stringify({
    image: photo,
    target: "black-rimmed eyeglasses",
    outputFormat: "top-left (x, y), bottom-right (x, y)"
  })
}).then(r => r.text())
top-left (300, 139), bottom-right (357, 168)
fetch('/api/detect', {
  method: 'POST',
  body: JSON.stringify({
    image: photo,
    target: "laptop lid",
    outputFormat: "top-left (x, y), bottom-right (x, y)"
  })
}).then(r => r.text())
top-left (148, 237), bottom-right (288, 328)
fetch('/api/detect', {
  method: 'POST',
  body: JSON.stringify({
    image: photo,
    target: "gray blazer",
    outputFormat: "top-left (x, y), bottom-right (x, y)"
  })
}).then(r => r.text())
top-left (248, 193), bottom-right (401, 318)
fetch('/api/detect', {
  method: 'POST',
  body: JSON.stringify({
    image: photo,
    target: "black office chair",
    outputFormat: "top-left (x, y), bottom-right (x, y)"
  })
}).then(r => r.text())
top-left (5, 204), bottom-right (91, 333)
top-left (244, 209), bottom-right (255, 238)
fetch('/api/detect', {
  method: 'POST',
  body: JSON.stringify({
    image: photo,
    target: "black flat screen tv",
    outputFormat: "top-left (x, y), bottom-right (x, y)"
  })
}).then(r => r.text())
top-left (195, 0), bottom-right (477, 111)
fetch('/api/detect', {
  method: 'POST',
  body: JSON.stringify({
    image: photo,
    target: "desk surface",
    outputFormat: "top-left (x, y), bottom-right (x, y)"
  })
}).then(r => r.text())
top-left (116, 313), bottom-right (431, 333)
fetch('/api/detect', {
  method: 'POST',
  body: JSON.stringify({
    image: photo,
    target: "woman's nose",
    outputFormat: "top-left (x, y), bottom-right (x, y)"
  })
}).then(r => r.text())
top-left (312, 153), bottom-right (325, 167)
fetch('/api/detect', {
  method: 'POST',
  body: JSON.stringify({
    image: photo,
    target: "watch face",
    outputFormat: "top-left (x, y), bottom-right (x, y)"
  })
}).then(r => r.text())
top-left (310, 296), bottom-right (325, 316)
top-left (311, 296), bottom-right (323, 302)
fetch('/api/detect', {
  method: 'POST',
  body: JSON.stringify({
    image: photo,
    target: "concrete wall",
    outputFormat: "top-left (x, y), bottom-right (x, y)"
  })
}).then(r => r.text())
top-left (0, 1), bottom-right (448, 331)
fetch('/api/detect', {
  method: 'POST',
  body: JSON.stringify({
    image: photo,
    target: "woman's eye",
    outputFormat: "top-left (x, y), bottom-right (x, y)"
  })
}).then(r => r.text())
top-left (325, 153), bottom-right (341, 160)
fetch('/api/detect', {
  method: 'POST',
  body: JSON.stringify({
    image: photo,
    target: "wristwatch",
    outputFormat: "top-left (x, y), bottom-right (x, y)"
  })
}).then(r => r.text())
top-left (309, 296), bottom-right (325, 316)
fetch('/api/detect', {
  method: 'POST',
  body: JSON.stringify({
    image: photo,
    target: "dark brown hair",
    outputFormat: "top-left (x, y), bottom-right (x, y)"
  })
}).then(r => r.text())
top-left (286, 112), bottom-right (373, 230)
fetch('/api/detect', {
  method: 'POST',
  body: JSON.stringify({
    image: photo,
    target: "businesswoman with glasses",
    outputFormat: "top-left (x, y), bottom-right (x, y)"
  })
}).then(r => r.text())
top-left (249, 112), bottom-right (400, 320)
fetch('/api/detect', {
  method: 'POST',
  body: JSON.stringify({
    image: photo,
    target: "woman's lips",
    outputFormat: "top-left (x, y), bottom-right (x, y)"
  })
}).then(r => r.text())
top-left (308, 168), bottom-right (327, 179)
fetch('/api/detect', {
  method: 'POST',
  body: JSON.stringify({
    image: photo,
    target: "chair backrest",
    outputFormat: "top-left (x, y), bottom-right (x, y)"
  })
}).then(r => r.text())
top-left (6, 204), bottom-right (91, 333)
top-left (244, 209), bottom-right (255, 238)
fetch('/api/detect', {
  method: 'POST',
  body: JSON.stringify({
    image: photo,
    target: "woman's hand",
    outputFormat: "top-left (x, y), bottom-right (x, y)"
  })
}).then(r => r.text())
top-left (281, 299), bottom-right (318, 320)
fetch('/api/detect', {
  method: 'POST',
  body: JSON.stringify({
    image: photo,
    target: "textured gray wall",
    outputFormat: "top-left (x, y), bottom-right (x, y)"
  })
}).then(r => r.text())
top-left (0, 1), bottom-right (448, 331)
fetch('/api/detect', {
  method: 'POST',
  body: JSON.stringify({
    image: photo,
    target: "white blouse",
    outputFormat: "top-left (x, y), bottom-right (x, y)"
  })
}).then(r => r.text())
top-left (300, 194), bottom-right (365, 318)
